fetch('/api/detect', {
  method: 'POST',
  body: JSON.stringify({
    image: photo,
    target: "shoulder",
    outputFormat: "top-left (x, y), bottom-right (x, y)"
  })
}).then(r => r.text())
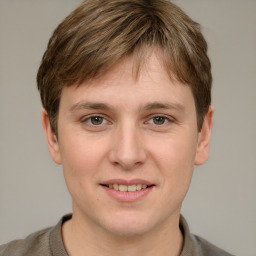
top-left (192, 234), bottom-right (235, 256)
top-left (0, 215), bottom-right (71, 256)
top-left (0, 227), bottom-right (52, 256)
top-left (180, 215), bottom-right (235, 256)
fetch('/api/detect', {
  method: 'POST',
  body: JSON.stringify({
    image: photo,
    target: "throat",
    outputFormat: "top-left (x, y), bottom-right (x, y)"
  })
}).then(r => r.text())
top-left (61, 212), bottom-right (183, 256)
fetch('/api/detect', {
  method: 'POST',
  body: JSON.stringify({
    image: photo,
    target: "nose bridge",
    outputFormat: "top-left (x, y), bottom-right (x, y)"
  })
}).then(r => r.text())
top-left (110, 119), bottom-right (146, 169)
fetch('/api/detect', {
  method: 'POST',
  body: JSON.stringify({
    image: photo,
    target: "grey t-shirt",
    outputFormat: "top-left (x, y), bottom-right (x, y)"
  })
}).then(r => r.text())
top-left (0, 215), bottom-right (234, 256)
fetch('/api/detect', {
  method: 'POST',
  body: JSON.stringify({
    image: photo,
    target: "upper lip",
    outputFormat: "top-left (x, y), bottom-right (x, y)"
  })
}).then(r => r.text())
top-left (101, 179), bottom-right (154, 186)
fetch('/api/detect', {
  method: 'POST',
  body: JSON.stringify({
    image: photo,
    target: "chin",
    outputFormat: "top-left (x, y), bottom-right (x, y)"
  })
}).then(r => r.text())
top-left (101, 211), bottom-right (157, 237)
top-left (106, 222), bottom-right (152, 237)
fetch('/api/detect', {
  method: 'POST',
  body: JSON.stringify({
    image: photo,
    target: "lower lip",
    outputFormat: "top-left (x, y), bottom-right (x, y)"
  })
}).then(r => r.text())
top-left (101, 186), bottom-right (154, 202)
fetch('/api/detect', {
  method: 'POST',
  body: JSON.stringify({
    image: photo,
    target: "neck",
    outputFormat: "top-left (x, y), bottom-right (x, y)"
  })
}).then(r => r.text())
top-left (62, 212), bottom-right (183, 256)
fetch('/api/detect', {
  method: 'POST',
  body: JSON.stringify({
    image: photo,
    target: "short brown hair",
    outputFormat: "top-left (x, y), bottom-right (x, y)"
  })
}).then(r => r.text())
top-left (37, 0), bottom-right (212, 134)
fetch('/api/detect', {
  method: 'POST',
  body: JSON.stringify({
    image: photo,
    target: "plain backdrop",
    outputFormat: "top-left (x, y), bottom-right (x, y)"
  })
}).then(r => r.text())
top-left (0, 1), bottom-right (255, 255)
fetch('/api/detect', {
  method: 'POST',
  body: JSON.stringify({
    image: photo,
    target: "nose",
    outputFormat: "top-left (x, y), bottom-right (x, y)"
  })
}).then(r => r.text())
top-left (108, 122), bottom-right (147, 170)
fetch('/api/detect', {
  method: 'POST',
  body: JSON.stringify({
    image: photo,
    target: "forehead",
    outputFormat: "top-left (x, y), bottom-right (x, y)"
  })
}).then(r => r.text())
top-left (59, 51), bottom-right (195, 113)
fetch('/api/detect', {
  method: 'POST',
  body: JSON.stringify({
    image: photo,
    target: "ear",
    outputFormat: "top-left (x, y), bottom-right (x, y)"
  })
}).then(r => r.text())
top-left (194, 106), bottom-right (214, 166)
top-left (42, 109), bottom-right (62, 164)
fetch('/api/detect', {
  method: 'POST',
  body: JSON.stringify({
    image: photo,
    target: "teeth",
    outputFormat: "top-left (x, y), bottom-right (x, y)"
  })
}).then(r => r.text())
top-left (128, 184), bottom-right (137, 192)
top-left (119, 185), bottom-right (127, 192)
top-left (108, 184), bottom-right (149, 191)
top-left (136, 184), bottom-right (142, 190)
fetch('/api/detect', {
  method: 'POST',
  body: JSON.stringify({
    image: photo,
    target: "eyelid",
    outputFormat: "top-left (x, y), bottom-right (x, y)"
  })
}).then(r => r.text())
top-left (146, 114), bottom-right (174, 123)
top-left (81, 114), bottom-right (111, 126)
top-left (80, 113), bottom-right (174, 127)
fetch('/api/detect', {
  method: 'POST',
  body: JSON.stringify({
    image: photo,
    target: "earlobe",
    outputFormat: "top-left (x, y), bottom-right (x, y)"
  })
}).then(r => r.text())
top-left (194, 106), bottom-right (214, 166)
top-left (42, 109), bottom-right (62, 164)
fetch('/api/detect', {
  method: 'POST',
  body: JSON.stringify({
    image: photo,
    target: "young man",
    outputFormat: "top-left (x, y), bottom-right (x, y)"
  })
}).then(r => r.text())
top-left (0, 0), bottom-right (234, 255)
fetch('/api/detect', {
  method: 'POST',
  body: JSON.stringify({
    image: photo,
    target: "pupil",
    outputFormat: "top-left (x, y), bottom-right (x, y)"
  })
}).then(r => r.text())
top-left (91, 116), bottom-right (103, 125)
top-left (153, 116), bottom-right (165, 125)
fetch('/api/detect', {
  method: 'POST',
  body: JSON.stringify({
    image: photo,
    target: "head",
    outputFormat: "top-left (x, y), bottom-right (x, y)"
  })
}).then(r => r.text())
top-left (37, 0), bottom-right (212, 136)
top-left (39, 0), bottom-right (213, 239)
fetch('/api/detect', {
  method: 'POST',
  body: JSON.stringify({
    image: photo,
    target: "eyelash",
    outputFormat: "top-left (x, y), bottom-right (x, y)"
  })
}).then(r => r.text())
top-left (147, 115), bottom-right (172, 126)
top-left (81, 114), bottom-right (109, 126)
top-left (80, 114), bottom-right (173, 128)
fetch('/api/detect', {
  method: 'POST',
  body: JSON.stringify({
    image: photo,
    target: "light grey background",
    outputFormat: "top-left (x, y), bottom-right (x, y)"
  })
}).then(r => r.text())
top-left (0, 1), bottom-right (255, 255)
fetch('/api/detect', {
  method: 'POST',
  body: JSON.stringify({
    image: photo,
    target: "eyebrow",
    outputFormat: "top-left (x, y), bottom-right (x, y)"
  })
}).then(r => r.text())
top-left (142, 102), bottom-right (184, 112)
top-left (69, 102), bottom-right (112, 113)
top-left (69, 101), bottom-right (184, 113)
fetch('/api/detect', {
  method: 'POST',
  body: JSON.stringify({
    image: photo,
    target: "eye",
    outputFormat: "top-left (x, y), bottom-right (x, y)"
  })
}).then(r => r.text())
top-left (148, 116), bottom-right (170, 125)
top-left (90, 116), bottom-right (104, 125)
top-left (83, 115), bottom-right (107, 126)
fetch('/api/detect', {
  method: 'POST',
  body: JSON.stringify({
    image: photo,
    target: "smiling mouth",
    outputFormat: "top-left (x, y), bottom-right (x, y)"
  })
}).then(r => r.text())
top-left (101, 184), bottom-right (154, 192)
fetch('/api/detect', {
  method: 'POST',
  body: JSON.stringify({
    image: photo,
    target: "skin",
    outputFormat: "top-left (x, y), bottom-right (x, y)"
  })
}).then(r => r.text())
top-left (42, 51), bottom-right (213, 256)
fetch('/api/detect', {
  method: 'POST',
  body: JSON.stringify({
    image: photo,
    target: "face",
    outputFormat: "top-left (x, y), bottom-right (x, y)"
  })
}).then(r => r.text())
top-left (43, 51), bottom-right (213, 237)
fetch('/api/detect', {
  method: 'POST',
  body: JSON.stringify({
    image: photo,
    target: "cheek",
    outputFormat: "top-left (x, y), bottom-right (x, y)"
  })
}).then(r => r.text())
top-left (150, 134), bottom-right (196, 190)
top-left (59, 132), bottom-right (109, 184)
top-left (59, 137), bottom-right (105, 206)
top-left (151, 133), bottom-right (197, 167)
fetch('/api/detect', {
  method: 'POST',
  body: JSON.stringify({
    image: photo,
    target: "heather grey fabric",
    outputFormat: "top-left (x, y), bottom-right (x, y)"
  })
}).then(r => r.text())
top-left (179, 216), bottom-right (234, 256)
top-left (0, 215), bottom-right (234, 256)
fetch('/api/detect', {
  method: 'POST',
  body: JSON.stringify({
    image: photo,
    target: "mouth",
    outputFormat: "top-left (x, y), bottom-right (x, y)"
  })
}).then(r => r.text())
top-left (100, 179), bottom-right (155, 202)
top-left (101, 184), bottom-right (154, 192)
